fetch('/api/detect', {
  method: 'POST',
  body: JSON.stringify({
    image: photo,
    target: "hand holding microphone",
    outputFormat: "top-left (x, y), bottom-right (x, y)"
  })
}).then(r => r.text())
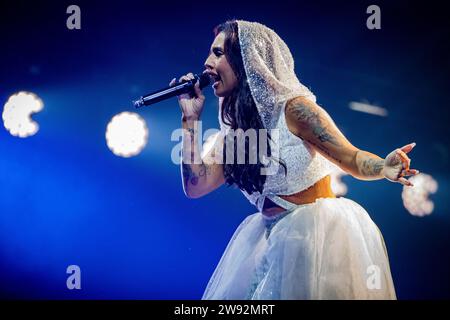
top-left (170, 72), bottom-right (206, 121)
top-left (133, 72), bottom-right (211, 120)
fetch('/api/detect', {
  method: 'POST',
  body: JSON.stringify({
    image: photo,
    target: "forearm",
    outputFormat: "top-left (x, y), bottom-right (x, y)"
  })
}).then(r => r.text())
top-left (351, 149), bottom-right (385, 181)
top-left (181, 118), bottom-right (212, 197)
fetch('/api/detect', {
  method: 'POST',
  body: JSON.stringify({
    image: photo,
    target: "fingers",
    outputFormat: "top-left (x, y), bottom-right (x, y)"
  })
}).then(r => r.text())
top-left (400, 142), bottom-right (416, 154)
top-left (386, 142), bottom-right (418, 187)
top-left (401, 169), bottom-right (420, 177)
top-left (397, 167), bottom-right (420, 186)
top-left (178, 73), bottom-right (195, 83)
top-left (396, 149), bottom-right (411, 170)
top-left (178, 75), bottom-right (190, 83)
top-left (398, 177), bottom-right (414, 187)
top-left (187, 72), bottom-right (204, 98)
top-left (173, 73), bottom-right (204, 100)
top-left (395, 141), bottom-right (416, 171)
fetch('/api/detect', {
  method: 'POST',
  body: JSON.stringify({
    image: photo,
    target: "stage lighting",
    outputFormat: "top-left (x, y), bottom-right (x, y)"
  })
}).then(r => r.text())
top-left (2, 91), bottom-right (43, 138)
top-left (329, 163), bottom-right (349, 196)
top-left (402, 173), bottom-right (438, 217)
top-left (105, 111), bottom-right (148, 158)
top-left (349, 101), bottom-right (388, 117)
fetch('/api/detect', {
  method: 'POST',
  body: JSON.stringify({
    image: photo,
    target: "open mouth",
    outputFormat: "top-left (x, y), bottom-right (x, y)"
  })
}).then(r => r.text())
top-left (209, 74), bottom-right (221, 88)
top-left (212, 80), bottom-right (221, 88)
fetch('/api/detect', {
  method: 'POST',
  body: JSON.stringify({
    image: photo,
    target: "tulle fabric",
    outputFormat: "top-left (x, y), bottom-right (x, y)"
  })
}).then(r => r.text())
top-left (202, 197), bottom-right (396, 300)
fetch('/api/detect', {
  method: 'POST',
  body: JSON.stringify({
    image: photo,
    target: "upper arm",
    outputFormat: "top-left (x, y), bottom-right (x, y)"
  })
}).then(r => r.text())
top-left (284, 96), bottom-right (359, 171)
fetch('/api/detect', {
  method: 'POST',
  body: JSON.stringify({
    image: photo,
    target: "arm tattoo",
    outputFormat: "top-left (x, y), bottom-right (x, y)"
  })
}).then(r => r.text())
top-left (305, 139), bottom-right (342, 164)
top-left (182, 163), bottom-right (212, 188)
top-left (288, 101), bottom-right (342, 148)
top-left (181, 123), bottom-right (212, 191)
top-left (186, 127), bottom-right (195, 163)
top-left (198, 164), bottom-right (211, 177)
top-left (186, 127), bottom-right (195, 137)
top-left (182, 163), bottom-right (199, 186)
top-left (287, 99), bottom-right (343, 163)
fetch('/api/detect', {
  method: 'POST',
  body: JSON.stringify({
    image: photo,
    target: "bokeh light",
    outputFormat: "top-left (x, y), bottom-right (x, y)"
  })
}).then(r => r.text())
top-left (402, 173), bottom-right (438, 217)
top-left (329, 163), bottom-right (349, 196)
top-left (2, 91), bottom-right (44, 138)
top-left (105, 111), bottom-right (148, 157)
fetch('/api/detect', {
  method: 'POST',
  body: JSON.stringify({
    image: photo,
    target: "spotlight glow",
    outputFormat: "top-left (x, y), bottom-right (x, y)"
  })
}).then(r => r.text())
top-left (402, 173), bottom-right (438, 217)
top-left (349, 101), bottom-right (388, 117)
top-left (329, 163), bottom-right (349, 196)
top-left (105, 112), bottom-right (148, 158)
top-left (2, 91), bottom-right (44, 138)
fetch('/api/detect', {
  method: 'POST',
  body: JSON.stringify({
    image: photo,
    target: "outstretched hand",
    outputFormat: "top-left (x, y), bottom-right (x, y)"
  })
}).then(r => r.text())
top-left (383, 142), bottom-right (419, 186)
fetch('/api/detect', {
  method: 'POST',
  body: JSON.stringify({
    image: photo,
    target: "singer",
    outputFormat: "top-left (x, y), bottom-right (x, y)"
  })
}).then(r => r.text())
top-left (172, 20), bottom-right (418, 299)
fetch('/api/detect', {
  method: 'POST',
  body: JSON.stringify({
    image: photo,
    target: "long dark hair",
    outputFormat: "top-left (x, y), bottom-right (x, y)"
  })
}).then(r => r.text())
top-left (214, 20), bottom-right (286, 194)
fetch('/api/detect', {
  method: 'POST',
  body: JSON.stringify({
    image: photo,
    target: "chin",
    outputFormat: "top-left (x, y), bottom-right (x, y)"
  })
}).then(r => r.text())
top-left (214, 92), bottom-right (226, 98)
top-left (214, 88), bottom-right (232, 98)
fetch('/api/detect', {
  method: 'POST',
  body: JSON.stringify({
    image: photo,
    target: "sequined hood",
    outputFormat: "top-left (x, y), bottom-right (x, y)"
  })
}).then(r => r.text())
top-left (236, 20), bottom-right (316, 130)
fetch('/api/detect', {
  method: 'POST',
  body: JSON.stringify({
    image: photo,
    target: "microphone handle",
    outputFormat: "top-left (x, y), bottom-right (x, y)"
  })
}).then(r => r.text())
top-left (134, 77), bottom-right (197, 108)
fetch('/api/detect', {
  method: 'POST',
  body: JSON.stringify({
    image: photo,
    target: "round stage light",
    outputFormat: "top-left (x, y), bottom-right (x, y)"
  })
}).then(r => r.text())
top-left (402, 173), bottom-right (438, 217)
top-left (2, 91), bottom-right (44, 138)
top-left (105, 111), bottom-right (148, 158)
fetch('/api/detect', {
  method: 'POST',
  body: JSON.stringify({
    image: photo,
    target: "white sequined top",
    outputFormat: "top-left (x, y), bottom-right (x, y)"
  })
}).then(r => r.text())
top-left (219, 101), bottom-right (332, 212)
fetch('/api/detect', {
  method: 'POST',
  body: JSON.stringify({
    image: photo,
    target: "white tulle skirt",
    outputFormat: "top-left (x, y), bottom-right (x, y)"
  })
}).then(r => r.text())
top-left (202, 197), bottom-right (396, 300)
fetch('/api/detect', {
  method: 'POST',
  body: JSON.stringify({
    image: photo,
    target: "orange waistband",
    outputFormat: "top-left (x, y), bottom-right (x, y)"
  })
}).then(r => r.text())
top-left (262, 175), bottom-right (336, 214)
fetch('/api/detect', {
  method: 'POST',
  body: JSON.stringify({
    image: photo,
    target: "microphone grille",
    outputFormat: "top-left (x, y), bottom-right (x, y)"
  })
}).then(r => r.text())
top-left (198, 73), bottom-right (211, 89)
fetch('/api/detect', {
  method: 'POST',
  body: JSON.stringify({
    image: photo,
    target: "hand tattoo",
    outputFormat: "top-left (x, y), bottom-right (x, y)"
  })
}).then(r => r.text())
top-left (361, 158), bottom-right (384, 177)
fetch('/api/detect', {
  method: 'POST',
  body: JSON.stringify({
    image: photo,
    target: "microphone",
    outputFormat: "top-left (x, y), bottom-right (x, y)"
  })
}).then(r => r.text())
top-left (133, 73), bottom-right (211, 108)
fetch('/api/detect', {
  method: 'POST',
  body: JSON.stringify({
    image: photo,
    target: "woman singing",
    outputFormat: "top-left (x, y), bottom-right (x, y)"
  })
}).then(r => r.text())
top-left (170, 20), bottom-right (418, 299)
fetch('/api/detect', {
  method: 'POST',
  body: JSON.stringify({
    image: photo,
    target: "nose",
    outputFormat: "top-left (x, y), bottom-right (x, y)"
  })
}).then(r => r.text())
top-left (204, 54), bottom-right (214, 70)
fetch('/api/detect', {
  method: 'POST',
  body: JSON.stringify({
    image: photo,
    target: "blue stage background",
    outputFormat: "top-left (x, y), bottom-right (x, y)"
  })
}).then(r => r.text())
top-left (1, 0), bottom-right (449, 299)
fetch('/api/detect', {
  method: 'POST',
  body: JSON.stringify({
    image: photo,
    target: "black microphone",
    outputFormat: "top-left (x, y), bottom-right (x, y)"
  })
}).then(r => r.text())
top-left (133, 73), bottom-right (211, 108)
